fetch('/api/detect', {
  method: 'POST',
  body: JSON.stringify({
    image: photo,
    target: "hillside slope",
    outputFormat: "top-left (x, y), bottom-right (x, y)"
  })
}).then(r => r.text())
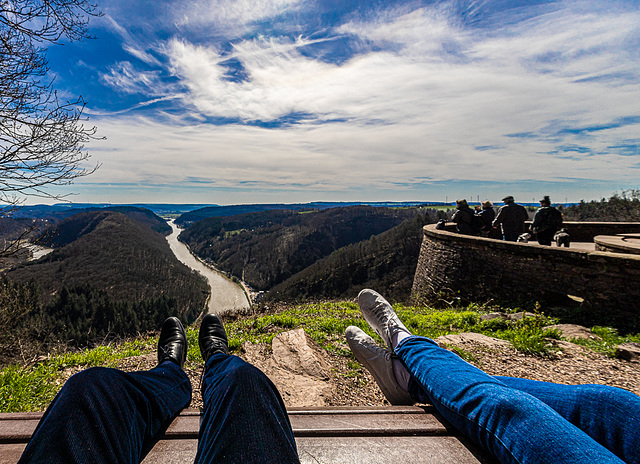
top-left (175, 201), bottom-right (433, 226)
top-left (179, 206), bottom-right (424, 291)
top-left (8, 212), bottom-right (206, 306)
top-left (267, 213), bottom-right (434, 302)
top-left (4, 211), bottom-right (208, 346)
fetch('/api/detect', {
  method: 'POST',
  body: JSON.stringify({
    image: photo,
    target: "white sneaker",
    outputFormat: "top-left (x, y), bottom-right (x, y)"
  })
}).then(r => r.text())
top-left (357, 289), bottom-right (410, 349)
top-left (345, 326), bottom-right (414, 405)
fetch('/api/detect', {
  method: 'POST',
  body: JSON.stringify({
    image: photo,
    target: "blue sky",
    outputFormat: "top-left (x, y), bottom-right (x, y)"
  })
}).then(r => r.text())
top-left (43, 0), bottom-right (640, 205)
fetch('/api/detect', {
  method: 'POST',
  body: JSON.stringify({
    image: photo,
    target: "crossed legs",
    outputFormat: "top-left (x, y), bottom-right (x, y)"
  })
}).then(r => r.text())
top-left (18, 362), bottom-right (191, 464)
top-left (348, 289), bottom-right (640, 464)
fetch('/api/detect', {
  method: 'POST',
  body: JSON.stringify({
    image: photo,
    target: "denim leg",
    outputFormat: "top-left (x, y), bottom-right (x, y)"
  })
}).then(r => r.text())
top-left (18, 361), bottom-right (191, 464)
top-left (194, 353), bottom-right (299, 464)
top-left (395, 337), bottom-right (625, 464)
top-left (495, 376), bottom-right (640, 464)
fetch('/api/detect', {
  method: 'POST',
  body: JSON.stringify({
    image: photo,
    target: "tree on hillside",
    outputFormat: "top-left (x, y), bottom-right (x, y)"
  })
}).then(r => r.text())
top-left (563, 190), bottom-right (640, 222)
top-left (0, 0), bottom-right (101, 254)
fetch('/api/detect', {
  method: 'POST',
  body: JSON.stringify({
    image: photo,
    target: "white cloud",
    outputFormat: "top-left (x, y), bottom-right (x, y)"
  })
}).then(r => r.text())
top-left (162, 2), bottom-right (640, 128)
top-left (173, 0), bottom-right (303, 35)
top-left (102, 14), bottom-right (162, 66)
top-left (83, 108), bottom-right (639, 199)
top-left (337, 6), bottom-right (469, 57)
top-left (101, 61), bottom-right (164, 95)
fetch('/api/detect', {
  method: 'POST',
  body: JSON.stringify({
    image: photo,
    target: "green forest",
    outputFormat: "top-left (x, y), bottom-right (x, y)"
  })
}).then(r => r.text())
top-left (179, 205), bottom-right (429, 291)
top-left (561, 190), bottom-right (640, 222)
top-left (267, 212), bottom-right (435, 302)
top-left (0, 211), bottom-right (207, 363)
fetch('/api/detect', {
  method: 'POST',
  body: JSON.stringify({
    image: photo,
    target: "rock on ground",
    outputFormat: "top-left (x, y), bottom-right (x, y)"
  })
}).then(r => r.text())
top-left (242, 328), bottom-right (334, 407)
top-left (543, 324), bottom-right (602, 341)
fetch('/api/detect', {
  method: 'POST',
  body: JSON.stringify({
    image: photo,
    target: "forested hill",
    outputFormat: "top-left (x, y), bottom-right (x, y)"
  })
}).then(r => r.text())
top-left (176, 203), bottom-right (318, 225)
top-left (175, 201), bottom-right (433, 226)
top-left (38, 208), bottom-right (170, 248)
top-left (267, 212), bottom-right (434, 302)
top-left (9, 206), bottom-right (171, 238)
top-left (8, 211), bottom-right (206, 306)
top-left (562, 191), bottom-right (640, 221)
top-left (2, 211), bottom-right (208, 349)
top-left (179, 205), bottom-right (429, 291)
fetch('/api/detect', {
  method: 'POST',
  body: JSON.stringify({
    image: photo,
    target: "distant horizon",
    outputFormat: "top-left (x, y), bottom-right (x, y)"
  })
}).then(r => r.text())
top-left (17, 198), bottom-right (595, 209)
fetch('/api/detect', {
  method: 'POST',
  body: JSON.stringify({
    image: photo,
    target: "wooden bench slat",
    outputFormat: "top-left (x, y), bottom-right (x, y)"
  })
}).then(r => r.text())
top-left (0, 443), bottom-right (25, 464)
top-left (1, 407), bottom-right (498, 464)
top-left (0, 407), bottom-right (447, 443)
top-left (139, 436), bottom-right (496, 464)
top-left (287, 405), bottom-right (433, 414)
top-left (0, 419), bottom-right (40, 443)
top-left (162, 411), bottom-right (450, 438)
top-left (295, 436), bottom-right (496, 464)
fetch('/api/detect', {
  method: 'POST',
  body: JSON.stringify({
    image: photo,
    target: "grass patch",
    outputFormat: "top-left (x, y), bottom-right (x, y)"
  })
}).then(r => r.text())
top-left (0, 338), bottom-right (154, 412)
top-left (570, 326), bottom-right (640, 357)
top-left (0, 364), bottom-right (59, 412)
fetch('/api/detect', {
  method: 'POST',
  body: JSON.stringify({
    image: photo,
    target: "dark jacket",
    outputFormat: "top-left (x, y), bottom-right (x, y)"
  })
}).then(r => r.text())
top-left (492, 202), bottom-right (528, 238)
top-left (531, 206), bottom-right (563, 234)
top-left (452, 205), bottom-right (477, 235)
top-left (476, 207), bottom-right (495, 232)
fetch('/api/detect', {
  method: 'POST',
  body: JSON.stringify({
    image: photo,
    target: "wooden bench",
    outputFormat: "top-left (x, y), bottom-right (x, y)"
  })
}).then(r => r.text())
top-left (0, 406), bottom-right (497, 463)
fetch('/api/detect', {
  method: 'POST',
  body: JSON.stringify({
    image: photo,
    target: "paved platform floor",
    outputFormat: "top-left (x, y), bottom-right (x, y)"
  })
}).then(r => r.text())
top-left (1, 406), bottom-right (498, 463)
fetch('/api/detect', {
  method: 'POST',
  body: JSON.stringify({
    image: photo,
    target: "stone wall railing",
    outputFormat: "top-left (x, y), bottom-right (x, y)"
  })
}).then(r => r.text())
top-left (411, 222), bottom-right (640, 329)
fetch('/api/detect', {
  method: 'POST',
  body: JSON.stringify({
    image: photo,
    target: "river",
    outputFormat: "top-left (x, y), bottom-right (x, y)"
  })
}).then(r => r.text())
top-left (165, 220), bottom-right (251, 315)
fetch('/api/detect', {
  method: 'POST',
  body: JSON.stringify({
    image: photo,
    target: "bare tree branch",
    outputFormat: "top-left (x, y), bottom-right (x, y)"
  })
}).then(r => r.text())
top-left (0, 0), bottom-right (102, 255)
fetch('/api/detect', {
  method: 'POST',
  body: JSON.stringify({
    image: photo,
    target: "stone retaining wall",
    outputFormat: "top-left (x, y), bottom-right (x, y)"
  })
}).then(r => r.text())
top-left (411, 222), bottom-right (640, 329)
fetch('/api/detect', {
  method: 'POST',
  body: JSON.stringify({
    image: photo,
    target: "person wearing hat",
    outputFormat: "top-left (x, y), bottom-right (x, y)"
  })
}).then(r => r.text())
top-left (476, 200), bottom-right (495, 236)
top-left (530, 195), bottom-right (563, 245)
top-left (492, 195), bottom-right (529, 241)
top-left (451, 199), bottom-right (478, 235)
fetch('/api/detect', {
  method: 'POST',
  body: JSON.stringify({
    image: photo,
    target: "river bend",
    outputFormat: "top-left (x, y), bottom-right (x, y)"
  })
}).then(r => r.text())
top-left (166, 220), bottom-right (250, 315)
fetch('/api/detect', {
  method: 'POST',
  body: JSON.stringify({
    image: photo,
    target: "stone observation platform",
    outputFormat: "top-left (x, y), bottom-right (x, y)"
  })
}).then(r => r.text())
top-left (595, 233), bottom-right (640, 255)
top-left (0, 407), bottom-right (497, 463)
top-left (412, 222), bottom-right (640, 328)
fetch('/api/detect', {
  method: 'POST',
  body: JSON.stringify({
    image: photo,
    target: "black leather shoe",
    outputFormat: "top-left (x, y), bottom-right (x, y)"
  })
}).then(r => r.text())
top-left (199, 314), bottom-right (229, 362)
top-left (158, 317), bottom-right (187, 367)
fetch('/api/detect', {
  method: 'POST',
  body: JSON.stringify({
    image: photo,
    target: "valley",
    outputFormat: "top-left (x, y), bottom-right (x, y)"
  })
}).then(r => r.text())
top-left (165, 220), bottom-right (250, 315)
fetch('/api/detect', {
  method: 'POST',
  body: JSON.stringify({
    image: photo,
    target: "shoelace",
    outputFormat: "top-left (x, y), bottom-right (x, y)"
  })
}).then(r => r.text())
top-left (359, 335), bottom-right (393, 360)
top-left (159, 344), bottom-right (183, 362)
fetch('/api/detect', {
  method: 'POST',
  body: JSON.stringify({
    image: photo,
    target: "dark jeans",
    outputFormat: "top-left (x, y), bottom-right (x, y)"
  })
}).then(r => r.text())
top-left (536, 229), bottom-right (555, 246)
top-left (503, 232), bottom-right (520, 242)
top-left (19, 355), bottom-right (300, 464)
top-left (399, 336), bottom-right (640, 464)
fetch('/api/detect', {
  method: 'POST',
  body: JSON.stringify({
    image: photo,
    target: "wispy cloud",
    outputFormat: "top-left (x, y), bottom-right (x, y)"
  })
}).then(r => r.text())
top-left (173, 0), bottom-right (303, 34)
top-left (101, 61), bottom-right (164, 95)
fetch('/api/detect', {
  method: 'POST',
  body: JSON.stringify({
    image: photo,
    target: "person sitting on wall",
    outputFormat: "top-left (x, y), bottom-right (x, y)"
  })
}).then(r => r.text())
top-left (346, 289), bottom-right (640, 464)
top-left (530, 195), bottom-right (563, 246)
top-left (492, 195), bottom-right (529, 242)
top-left (451, 199), bottom-right (479, 235)
top-left (475, 200), bottom-right (495, 236)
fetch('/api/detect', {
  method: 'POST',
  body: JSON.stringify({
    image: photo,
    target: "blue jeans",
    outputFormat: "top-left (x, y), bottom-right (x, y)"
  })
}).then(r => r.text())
top-left (18, 355), bottom-right (300, 464)
top-left (397, 336), bottom-right (640, 464)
